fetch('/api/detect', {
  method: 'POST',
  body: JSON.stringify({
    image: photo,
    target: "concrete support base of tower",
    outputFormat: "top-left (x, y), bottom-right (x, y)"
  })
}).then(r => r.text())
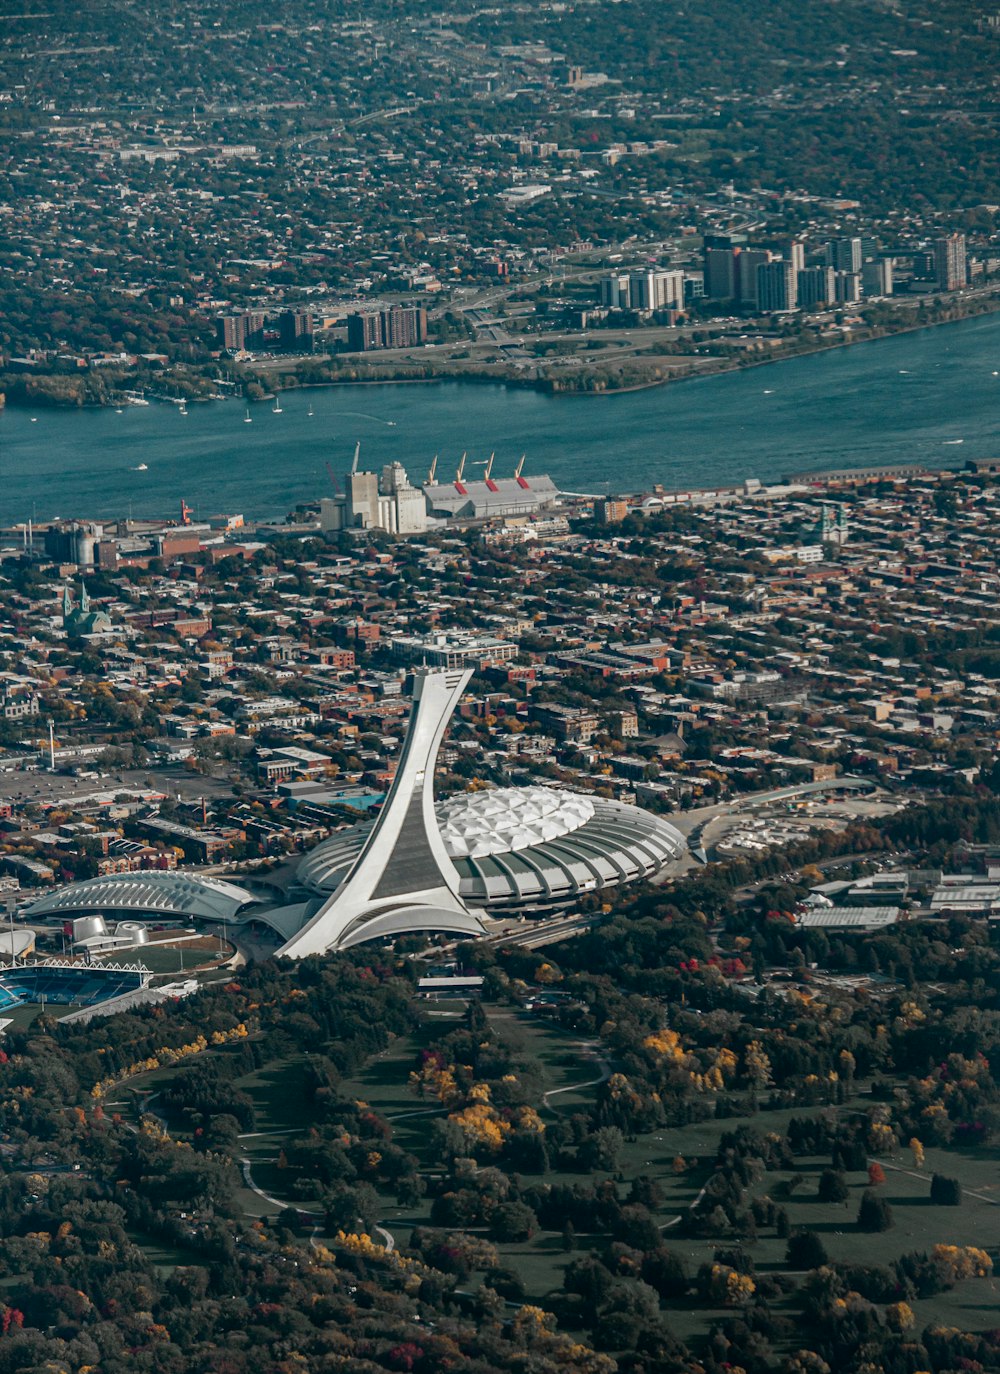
top-left (278, 901), bottom-right (486, 957)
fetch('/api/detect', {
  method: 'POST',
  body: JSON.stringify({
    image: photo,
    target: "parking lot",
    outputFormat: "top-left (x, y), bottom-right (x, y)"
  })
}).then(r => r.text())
top-left (0, 765), bottom-right (236, 810)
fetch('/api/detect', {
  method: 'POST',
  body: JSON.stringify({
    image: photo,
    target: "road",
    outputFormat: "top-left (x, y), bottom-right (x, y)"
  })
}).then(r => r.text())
top-left (542, 1042), bottom-right (611, 1104)
top-left (239, 1155), bottom-right (398, 1249)
top-left (481, 914), bottom-right (599, 950)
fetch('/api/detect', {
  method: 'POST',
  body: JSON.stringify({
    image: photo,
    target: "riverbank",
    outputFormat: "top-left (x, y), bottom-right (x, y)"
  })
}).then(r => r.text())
top-left (4, 288), bottom-right (999, 412)
top-left (244, 287), bottom-right (1000, 402)
top-left (536, 291), bottom-right (1000, 396)
top-left (562, 299), bottom-right (1000, 397)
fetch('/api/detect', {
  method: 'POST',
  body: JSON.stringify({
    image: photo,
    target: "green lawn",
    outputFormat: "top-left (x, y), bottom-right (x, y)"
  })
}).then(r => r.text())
top-left (137, 940), bottom-right (223, 976)
top-left (125, 1229), bottom-right (192, 1274)
top-left (103, 1002), bottom-right (1000, 1340)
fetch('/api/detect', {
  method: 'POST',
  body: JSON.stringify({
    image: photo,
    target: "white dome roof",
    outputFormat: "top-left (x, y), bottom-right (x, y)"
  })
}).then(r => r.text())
top-left (438, 785), bottom-right (595, 857)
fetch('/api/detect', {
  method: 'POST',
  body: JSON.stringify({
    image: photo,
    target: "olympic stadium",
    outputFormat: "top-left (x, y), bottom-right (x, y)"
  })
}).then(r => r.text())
top-left (297, 784), bottom-right (685, 916)
top-left (22, 669), bottom-right (687, 957)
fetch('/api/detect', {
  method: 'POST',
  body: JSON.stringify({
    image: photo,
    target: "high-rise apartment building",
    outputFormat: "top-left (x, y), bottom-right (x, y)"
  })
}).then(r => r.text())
top-left (381, 305), bottom-right (428, 349)
top-left (627, 269), bottom-right (685, 311)
top-left (784, 239), bottom-right (806, 275)
top-left (216, 312), bottom-right (265, 352)
top-left (834, 271), bottom-right (862, 304)
top-left (347, 313), bottom-right (383, 351)
top-left (599, 269), bottom-right (685, 311)
top-left (704, 246), bottom-right (737, 300)
top-left (628, 272), bottom-right (652, 309)
top-left (934, 234), bottom-right (967, 291)
top-left (347, 307), bottom-right (428, 351)
top-left (797, 266), bottom-right (836, 309)
top-left (599, 273), bottom-right (630, 308)
top-left (278, 310), bottom-right (314, 352)
top-left (756, 259), bottom-right (797, 312)
top-left (825, 237), bottom-right (863, 274)
top-left (737, 250), bottom-right (772, 307)
top-left (595, 498), bottom-right (629, 524)
top-left (861, 258), bottom-right (894, 297)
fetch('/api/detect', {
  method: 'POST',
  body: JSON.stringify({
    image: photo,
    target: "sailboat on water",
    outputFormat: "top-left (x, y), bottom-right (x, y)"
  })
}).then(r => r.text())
top-left (272, 396), bottom-right (283, 414)
top-left (244, 407), bottom-right (253, 424)
top-left (307, 402), bottom-right (314, 417)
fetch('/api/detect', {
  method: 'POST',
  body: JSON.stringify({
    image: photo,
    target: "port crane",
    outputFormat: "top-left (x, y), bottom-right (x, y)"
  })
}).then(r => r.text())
top-left (454, 452), bottom-right (468, 495)
top-left (466, 453), bottom-right (500, 492)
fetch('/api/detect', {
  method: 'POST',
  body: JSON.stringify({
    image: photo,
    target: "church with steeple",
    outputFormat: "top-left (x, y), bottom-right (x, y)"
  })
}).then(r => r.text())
top-left (62, 581), bottom-right (112, 638)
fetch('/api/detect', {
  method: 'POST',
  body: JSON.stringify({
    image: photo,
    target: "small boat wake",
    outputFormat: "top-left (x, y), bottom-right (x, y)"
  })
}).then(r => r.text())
top-left (337, 410), bottom-right (397, 426)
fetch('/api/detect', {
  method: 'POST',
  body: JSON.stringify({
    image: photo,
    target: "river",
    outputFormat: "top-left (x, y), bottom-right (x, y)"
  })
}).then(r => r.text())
top-left (3, 311), bottom-right (999, 525)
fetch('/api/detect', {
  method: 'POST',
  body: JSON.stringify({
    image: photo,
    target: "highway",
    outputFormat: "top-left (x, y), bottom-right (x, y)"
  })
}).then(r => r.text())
top-left (481, 913), bottom-right (599, 950)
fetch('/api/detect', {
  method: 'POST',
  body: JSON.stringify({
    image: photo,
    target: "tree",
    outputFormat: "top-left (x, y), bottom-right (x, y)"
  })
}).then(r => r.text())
top-left (867, 1162), bottom-right (885, 1187)
top-left (745, 1040), bottom-right (772, 1109)
top-left (582, 1126), bottom-right (625, 1173)
top-left (641, 1248), bottom-right (688, 1300)
top-left (489, 1201), bottom-right (537, 1243)
top-left (857, 1189), bottom-right (893, 1233)
top-left (786, 1230), bottom-right (828, 1269)
top-left (929, 1173), bottom-right (962, 1206)
top-left (885, 1300), bottom-right (915, 1332)
top-left (817, 1169), bottom-right (849, 1204)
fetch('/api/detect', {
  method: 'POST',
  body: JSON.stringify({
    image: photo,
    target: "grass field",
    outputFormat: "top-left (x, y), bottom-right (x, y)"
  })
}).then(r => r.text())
top-left (107, 1000), bottom-right (1000, 1339)
top-left (125, 1230), bottom-right (193, 1274)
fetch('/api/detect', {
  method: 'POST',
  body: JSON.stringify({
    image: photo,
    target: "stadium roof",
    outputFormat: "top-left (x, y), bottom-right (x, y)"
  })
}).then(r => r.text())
top-left (22, 872), bottom-right (260, 924)
top-left (439, 785), bottom-right (596, 857)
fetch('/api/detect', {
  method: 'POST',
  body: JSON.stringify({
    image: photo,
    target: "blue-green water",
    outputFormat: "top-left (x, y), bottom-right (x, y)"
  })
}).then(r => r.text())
top-left (3, 312), bottom-right (999, 524)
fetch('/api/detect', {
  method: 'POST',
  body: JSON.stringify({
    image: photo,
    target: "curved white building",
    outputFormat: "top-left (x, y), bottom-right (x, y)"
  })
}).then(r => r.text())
top-left (22, 871), bottom-right (261, 925)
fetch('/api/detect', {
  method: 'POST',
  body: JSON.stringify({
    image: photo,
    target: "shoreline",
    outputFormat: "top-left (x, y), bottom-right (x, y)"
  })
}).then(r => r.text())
top-left (547, 295), bottom-right (1000, 397)
top-left (4, 293), bottom-right (1000, 412)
